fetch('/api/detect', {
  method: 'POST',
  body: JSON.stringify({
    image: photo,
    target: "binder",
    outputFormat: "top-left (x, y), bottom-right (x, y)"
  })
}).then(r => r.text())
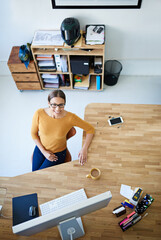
top-left (96, 75), bottom-right (101, 90)
top-left (12, 193), bottom-right (39, 226)
top-left (54, 55), bottom-right (61, 71)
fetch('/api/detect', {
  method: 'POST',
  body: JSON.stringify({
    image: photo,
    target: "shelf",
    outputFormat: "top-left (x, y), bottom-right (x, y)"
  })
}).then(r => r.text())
top-left (39, 71), bottom-right (69, 74)
top-left (32, 48), bottom-right (104, 56)
top-left (89, 69), bottom-right (103, 75)
top-left (89, 75), bottom-right (102, 91)
top-left (43, 86), bottom-right (72, 90)
top-left (31, 33), bottom-right (105, 91)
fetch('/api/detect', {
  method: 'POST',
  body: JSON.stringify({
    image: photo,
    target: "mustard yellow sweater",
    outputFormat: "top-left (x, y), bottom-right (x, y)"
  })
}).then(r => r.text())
top-left (31, 109), bottom-right (95, 153)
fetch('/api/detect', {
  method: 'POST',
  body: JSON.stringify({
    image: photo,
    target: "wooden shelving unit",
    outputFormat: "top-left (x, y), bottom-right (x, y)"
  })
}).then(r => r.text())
top-left (31, 33), bottom-right (105, 91)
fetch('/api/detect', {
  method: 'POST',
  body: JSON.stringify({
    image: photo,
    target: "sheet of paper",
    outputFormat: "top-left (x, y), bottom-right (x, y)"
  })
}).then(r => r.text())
top-left (32, 30), bottom-right (64, 46)
top-left (120, 184), bottom-right (133, 199)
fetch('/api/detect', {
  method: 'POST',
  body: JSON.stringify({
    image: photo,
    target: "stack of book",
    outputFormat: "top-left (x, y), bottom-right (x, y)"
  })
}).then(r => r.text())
top-left (37, 55), bottom-right (56, 71)
top-left (42, 74), bottom-right (59, 88)
top-left (74, 75), bottom-right (90, 90)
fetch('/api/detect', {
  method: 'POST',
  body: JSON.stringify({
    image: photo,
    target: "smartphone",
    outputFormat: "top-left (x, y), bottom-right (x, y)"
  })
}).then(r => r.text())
top-left (108, 117), bottom-right (123, 126)
top-left (97, 27), bottom-right (104, 34)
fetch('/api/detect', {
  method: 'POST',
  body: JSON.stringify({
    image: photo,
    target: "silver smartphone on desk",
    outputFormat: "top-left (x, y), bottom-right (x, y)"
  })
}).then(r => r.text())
top-left (108, 117), bottom-right (123, 126)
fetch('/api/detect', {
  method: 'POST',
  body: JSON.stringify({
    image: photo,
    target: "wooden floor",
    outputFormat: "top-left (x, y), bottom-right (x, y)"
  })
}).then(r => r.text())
top-left (0, 103), bottom-right (161, 239)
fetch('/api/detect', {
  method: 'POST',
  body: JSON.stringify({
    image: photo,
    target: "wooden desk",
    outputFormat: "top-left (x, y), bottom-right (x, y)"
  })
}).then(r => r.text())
top-left (0, 103), bottom-right (161, 239)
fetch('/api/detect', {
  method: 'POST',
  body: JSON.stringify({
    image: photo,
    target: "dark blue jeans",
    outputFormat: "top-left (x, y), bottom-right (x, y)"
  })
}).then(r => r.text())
top-left (32, 146), bottom-right (66, 171)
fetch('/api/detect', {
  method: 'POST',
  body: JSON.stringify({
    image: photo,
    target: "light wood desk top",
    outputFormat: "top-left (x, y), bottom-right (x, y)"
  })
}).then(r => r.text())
top-left (0, 103), bottom-right (161, 240)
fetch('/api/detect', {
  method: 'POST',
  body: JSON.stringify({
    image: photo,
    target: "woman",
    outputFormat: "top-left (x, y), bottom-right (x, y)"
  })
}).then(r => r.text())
top-left (31, 90), bottom-right (95, 171)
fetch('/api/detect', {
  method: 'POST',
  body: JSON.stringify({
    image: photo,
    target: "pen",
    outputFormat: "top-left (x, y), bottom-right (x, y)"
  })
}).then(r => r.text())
top-left (122, 221), bottom-right (133, 230)
top-left (119, 211), bottom-right (136, 226)
top-left (132, 215), bottom-right (141, 224)
top-left (123, 213), bottom-right (139, 226)
top-left (123, 215), bottom-right (141, 230)
top-left (122, 212), bottom-right (148, 231)
top-left (127, 211), bottom-right (136, 218)
top-left (132, 212), bottom-right (148, 225)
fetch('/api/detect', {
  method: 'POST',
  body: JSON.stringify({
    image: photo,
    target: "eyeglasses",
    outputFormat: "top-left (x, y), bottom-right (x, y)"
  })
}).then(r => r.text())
top-left (50, 103), bottom-right (65, 108)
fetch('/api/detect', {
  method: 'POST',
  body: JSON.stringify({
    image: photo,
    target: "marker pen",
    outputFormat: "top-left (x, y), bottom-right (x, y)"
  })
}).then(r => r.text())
top-left (119, 211), bottom-right (136, 226)
top-left (127, 211), bottom-right (136, 218)
top-left (132, 215), bottom-right (142, 224)
top-left (122, 221), bottom-right (133, 230)
top-left (123, 213), bottom-right (139, 226)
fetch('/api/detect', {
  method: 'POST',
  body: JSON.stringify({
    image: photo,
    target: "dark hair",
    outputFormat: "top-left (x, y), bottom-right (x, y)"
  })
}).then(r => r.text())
top-left (48, 90), bottom-right (66, 104)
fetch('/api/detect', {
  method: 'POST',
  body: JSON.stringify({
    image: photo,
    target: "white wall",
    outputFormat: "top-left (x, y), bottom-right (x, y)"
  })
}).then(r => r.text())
top-left (1, 0), bottom-right (161, 75)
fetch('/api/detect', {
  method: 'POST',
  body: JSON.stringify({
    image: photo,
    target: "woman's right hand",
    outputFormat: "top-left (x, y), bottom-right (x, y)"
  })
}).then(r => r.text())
top-left (43, 150), bottom-right (58, 162)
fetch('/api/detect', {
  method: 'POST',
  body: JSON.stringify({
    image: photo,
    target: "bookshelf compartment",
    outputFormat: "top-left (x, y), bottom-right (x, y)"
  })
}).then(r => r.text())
top-left (89, 75), bottom-right (102, 91)
top-left (36, 54), bottom-right (68, 73)
top-left (41, 73), bottom-right (71, 90)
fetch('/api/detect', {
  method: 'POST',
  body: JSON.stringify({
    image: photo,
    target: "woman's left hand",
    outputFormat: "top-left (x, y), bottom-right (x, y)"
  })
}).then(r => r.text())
top-left (78, 148), bottom-right (88, 165)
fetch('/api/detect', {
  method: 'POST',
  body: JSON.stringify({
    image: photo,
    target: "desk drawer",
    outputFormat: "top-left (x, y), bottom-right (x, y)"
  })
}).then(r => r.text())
top-left (12, 73), bottom-right (39, 82)
top-left (15, 82), bottom-right (42, 90)
top-left (8, 62), bottom-right (36, 73)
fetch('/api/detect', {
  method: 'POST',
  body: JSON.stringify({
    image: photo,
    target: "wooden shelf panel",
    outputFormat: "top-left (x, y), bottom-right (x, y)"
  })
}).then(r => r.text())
top-left (89, 69), bottom-right (103, 75)
top-left (32, 48), bottom-right (104, 56)
top-left (39, 71), bottom-right (69, 74)
top-left (43, 86), bottom-right (72, 90)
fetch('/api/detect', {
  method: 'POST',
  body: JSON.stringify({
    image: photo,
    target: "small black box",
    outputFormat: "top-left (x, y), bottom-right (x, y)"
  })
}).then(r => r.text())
top-left (70, 56), bottom-right (89, 75)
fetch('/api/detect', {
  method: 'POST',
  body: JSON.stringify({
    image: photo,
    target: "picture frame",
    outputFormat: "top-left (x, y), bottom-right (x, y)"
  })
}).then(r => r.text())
top-left (51, 0), bottom-right (142, 9)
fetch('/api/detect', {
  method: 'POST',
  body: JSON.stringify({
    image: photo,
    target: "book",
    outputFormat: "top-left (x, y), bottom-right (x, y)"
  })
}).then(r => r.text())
top-left (43, 78), bottom-right (59, 83)
top-left (74, 75), bottom-right (90, 90)
top-left (54, 55), bottom-right (61, 71)
top-left (42, 74), bottom-right (58, 79)
top-left (60, 56), bottom-right (68, 72)
top-left (39, 67), bottom-right (56, 71)
top-left (38, 60), bottom-right (55, 67)
top-left (36, 55), bottom-right (53, 60)
top-left (44, 83), bottom-right (59, 88)
top-left (37, 54), bottom-right (52, 58)
top-left (37, 57), bottom-right (53, 60)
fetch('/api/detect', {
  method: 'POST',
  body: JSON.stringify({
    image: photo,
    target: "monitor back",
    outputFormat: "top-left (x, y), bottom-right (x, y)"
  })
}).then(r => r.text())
top-left (12, 191), bottom-right (112, 236)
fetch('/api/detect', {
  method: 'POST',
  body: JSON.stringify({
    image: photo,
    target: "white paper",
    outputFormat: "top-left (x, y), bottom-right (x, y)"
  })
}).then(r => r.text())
top-left (86, 26), bottom-right (104, 45)
top-left (120, 184), bottom-right (133, 199)
top-left (32, 30), bottom-right (64, 46)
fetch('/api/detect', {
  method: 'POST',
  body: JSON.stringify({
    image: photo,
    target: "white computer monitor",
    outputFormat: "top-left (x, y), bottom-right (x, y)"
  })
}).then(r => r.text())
top-left (12, 191), bottom-right (112, 240)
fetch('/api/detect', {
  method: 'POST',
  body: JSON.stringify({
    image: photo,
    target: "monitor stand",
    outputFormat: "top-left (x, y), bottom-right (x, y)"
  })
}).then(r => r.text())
top-left (58, 217), bottom-right (85, 240)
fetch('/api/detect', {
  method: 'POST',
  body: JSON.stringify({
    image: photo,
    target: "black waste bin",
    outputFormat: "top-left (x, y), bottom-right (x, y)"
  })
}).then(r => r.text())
top-left (104, 60), bottom-right (122, 86)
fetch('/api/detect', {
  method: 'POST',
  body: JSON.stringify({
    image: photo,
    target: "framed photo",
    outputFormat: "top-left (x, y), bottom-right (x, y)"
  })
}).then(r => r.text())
top-left (51, 0), bottom-right (142, 9)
